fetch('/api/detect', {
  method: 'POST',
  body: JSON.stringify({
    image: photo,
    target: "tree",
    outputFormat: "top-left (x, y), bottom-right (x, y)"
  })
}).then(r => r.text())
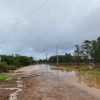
top-left (81, 40), bottom-right (92, 62)
top-left (0, 54), bottom-right (35, 68)
top-left (94, 37), bottom-right (100, 62)
top-left (91, 40), bottom-right (97, 62)
top-left (74, 45), bottom-right (82, 62)
top-left (0, 62), bottom-right (8, 72)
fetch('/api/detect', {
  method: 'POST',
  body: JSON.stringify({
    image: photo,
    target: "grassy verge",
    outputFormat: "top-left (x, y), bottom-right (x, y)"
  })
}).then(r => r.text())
top-left (74, 67), bottom-right (100, 76)
top-left (63, 66), bottom-right (79, 71)
top-left (57, 66), bottom-right (100, 76)
top-left (85, 70), bottom-right (100, 76)
top-left (0, 73), bottom-right (11, 82)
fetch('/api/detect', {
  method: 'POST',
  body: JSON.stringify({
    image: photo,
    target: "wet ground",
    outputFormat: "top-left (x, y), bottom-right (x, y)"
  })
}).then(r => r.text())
top-left (0, 64), bottom-right (100, 100)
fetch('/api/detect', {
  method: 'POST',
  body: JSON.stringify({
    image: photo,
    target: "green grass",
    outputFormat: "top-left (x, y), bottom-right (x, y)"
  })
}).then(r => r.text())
top-left (59, 66), bottom-right (100, 76)
top-left (63, 66), bottom-right (78, 71)
top-left (65, 67), bottom-right (100, 76)
top-left (85, 70), bottom-right (100, 76)
top-left (0, 73), bottom-right (11, 82)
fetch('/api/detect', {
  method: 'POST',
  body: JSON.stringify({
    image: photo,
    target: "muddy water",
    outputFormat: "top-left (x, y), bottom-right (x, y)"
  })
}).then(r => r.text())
top-left (43, 64), bottom-right (100, 99)
top-left (18, 64), bottom-right (100, 90)
top-left (8, 64), bottom-right (100, 100)
top-left (27, 64), bottom-right (100, 99)
top-left (50, 66), bottom-right (100, 89)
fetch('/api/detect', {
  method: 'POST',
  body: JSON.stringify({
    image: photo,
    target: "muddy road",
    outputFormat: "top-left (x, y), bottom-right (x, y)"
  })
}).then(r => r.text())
top-left (0, 64), bottom-right (100, 100)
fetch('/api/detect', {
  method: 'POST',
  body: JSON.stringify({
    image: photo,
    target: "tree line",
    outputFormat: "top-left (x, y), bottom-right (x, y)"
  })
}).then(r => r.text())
top-left (74, 36), bottom-right (100, 63)
top-left (48, 53), bottom-right (73, 63)
top-left (47, 36), bottom-right (100, 64)
top-left (1, 36), bottom-right (100, 72)
top-left (0, 54), bottom-right (35, 72)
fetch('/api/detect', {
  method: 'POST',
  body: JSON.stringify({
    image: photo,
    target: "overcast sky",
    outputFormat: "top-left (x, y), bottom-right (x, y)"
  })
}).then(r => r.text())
top-left (0, 0), bottom-right (100, 59)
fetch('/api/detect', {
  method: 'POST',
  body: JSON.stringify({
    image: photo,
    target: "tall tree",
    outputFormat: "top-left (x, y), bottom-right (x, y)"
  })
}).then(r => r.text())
top-left (81, 40), bottom-right (92, 62)
top-left (95, 37), bottom-right (100, 62)
top-left (74, 45), bottom-right (82, 62)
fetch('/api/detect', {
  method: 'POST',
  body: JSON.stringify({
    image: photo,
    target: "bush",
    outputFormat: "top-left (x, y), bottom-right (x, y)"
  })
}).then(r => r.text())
top-left (0, 62), bottom-right (9, 72)
top-left (0, 55), bottom-right (34, 68)
top-left (0, 73), bottom-right (10, 81)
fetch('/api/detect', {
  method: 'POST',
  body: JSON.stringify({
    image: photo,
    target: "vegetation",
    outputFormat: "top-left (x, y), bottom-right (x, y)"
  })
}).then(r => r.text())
top-left (47, 36), bottom-right (100, 64)
top-left (0, 73), bottom-right (11, 81)
top-left (48, 53), bottom-right (73, 63)
top-left (51, 65), bottom-right (100, 76)
top-left (74, 37), bottom-right (100, 63)
top-left (0, 37), bottom-right (100, 73)
top-left (86, 70), bottom-right (100, 76)
top-left (0, 62), bottom-right (9, 72)
top-left (0, 54), bottom-right (35, 73)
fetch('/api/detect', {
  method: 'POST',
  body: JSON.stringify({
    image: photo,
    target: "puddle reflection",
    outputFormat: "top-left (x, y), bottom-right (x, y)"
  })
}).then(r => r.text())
top-left (76, 71), bottom-right (100, 89)
top-left (50, 66), bottom-right (100, 89)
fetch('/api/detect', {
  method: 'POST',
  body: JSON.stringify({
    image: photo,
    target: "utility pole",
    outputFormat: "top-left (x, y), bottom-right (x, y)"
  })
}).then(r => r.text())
top-left (46, 52), bottom-right (48, 62)
top-left (0, 57), bottom-right (1, 62)
top-left (56, 45), bottom-right (58, 65)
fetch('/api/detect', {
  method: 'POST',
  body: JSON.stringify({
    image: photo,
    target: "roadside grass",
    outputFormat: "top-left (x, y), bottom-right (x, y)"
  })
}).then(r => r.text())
top-left (0, 73), bottom-right (11, 82)
top-left (63, 66), bottom-right (79, 71)
top-left (85, 70), bottom-right (100, 76)
top-left (54, 66), bottom-right (100, 77)
top-left (66, 67), bottom-right (100, 77)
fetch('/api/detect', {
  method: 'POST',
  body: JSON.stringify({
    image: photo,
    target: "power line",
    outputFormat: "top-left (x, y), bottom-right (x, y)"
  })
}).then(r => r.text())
top-left (17, 0), bottom-right (52, 26)
top-left (2, 0), bottom-right (52, 35)
top-left (46, 52), bottom-right (48, 61)
top-left (28, 0), bottom-right (51, 18)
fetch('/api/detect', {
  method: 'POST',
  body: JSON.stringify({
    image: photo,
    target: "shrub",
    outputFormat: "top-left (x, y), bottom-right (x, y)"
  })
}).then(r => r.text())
top-left (0, 62), bottom-right (9, 72)
top-left (0, 73), bottom-right (10, 81)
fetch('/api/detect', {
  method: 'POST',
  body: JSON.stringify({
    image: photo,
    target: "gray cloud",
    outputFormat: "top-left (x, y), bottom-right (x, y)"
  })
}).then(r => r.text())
top-left (0, 0), bottom-right (100, 59)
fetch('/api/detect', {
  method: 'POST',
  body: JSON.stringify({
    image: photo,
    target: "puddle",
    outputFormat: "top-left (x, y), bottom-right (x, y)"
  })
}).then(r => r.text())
top-left (14, 64), bottom-right (100, 90)
top-left (45, 65), bottom-right (100, 89)
top-left (17, 64), bottom-right (100, 99)
top-left (76, 71), bottom-right (100, 89)
top-left (1, 64), bottom-right (99, 100)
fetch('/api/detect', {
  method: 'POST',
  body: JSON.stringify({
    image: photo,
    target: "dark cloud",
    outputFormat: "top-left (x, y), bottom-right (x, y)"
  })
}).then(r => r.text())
top-left (0, 0), bottom-right (100, 59)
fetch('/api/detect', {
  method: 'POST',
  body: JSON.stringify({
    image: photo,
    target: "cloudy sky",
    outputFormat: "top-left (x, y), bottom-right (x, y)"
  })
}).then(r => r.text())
top-left (0, 0), bottom-right (100, 59)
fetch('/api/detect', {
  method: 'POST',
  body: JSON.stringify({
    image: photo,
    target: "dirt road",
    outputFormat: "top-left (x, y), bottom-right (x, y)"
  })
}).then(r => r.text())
top-left (0, 64), bottom-right (100, 100)
top-left (18, 75), bottom-right (98, 100)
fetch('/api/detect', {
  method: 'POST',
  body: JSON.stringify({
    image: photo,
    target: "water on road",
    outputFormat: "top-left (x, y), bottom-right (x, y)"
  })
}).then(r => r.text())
top-left (15, 64), bottom-right (100, 100)
top-left (1, 64), bottom-right (100, 100)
